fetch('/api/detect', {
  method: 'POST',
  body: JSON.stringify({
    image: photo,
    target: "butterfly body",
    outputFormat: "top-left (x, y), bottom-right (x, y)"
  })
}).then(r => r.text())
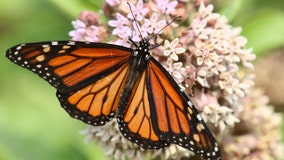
top-left (6, 40), bottom-right (221, 159)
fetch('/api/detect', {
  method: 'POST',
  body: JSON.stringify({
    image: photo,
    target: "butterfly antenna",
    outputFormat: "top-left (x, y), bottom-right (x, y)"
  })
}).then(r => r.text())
top-left (148, 16), bottom-right (181, 41)
top-left (127, 2), bottom-right (143, 39)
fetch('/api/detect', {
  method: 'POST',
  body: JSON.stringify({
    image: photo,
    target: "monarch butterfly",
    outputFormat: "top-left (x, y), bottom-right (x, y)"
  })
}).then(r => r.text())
top-left (6, 32), bottom-right (221, 160)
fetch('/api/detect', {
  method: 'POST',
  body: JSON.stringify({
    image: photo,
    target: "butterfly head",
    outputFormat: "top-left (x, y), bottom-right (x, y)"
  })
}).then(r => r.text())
top-left (138, 38), bottom-right (150, 52)
top-left (132, 38), bottom-right (151, 60)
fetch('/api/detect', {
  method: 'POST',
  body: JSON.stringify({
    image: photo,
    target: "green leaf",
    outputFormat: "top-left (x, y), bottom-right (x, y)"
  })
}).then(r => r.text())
top-left (220, 0), bottom-right (244, 22)
top-left (50, 0), bottom-right (103, 18)
top-left (241, 9), bottom-right (284, 55)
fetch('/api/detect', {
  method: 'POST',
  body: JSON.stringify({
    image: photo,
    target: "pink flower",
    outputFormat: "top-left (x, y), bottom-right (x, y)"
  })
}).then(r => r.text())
top-left (68, 1), bottom-right (283, 160)
top-left (202, 105), bottom-right (240, 130)
top-left (127, 0), bottom-right (149, 21)
top-left (109, 13), bottom-right (130, 36)
top-left (164, 58), bottom-right (186, 88)
top-left (78, 10), bottom-right (99, 25)
top-left (163, 38), bottom-right (185, 61)
top-left (156, 0), bottom-right (178, 15)
top-left (71, 19), bottom-right (86, 30)
top-left (143, 13), bottom-right (166, 34)
top-left (106, 0), bottom-right (120, 6)
top-left (190, 19), bottom-right (213, 39)
top-left (112, 26), bottom-right (132, 47)
top-left (131, 21), bottom-right (149, 42)
top-left (69, 20), bottom-right (100, 42)
top-left (198, 2), bottom-right (219, 21)
top-left (193, 39), bottom-right (217, 67)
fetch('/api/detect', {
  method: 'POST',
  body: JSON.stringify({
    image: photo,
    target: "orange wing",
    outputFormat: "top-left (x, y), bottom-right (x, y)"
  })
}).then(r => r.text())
top-left (118, 57), bottom-right (221, 159)
top-left (6, 41), bottom-right (132, 125)
top-left (147, 59), bottom-right (221, 159)
top-left (117, 70), bottom-right (169, 149)
top-left (57, 63), bottom-right (129, 125)
top-left (6, 41), bottom-right (131, 92)
top-left (7, 40), bottom-right (221, 159)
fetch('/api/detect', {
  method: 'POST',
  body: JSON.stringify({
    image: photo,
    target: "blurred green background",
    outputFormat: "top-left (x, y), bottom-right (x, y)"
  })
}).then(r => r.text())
top-left (0, 0), bottom-right (283, 160)
top-left (0, 0), bottom-right (105, 160)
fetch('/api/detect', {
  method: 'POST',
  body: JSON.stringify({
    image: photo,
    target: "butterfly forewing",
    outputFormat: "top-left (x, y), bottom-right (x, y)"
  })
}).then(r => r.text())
top-left (57, 63), bottom-right (130, 125)
top-left (6, 41), bottom-right (131, 93)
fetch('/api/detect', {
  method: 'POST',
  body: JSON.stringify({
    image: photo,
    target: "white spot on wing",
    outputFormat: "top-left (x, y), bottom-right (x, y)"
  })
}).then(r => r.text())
top-left (16, 46), bottom-right (22, 50)
top-left (51, 41), bottom-right (58, 45)
top-left (42, 44), bottom-right (49, 48)
top-left (214, 146), bottom-right (219, 151)
top-left (68, 41), bottom-right (76, 45)
top-left (197, 114), bottom-right (202, 121)
top-left (187, 100), bottom-right (193, 107)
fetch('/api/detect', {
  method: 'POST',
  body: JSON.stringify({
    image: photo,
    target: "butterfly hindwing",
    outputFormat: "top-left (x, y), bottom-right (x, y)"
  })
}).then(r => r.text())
top-left (6, 41), bottom-right (132, 93)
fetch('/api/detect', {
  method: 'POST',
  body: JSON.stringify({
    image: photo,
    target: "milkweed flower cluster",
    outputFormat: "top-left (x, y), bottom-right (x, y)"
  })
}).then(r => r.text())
top-left (70, 0), bottom-right (283, 159)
